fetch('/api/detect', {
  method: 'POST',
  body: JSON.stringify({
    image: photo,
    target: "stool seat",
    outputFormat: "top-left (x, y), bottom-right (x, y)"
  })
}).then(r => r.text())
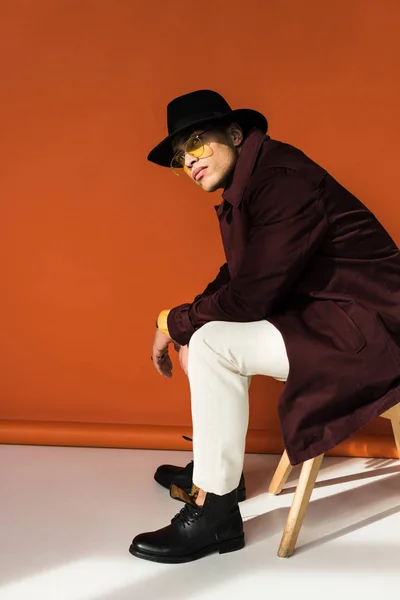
top-left (268, 402), bottom-right (400, 557)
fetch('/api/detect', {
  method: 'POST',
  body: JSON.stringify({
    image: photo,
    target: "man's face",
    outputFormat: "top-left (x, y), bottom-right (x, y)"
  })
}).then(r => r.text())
top-left (171, 124), bottom-right (243, 192)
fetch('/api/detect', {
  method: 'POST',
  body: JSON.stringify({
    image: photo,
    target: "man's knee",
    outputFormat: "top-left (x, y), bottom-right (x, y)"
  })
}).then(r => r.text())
top-left (189, 322), bottom-right (223, 357)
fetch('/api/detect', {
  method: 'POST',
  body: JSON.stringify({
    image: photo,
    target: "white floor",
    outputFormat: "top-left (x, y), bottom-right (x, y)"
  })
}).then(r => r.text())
top-left (1, 446), bottom-right (400, 600)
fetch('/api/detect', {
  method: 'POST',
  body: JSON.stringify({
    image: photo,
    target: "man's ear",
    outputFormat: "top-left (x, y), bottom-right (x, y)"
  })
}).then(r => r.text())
top-left (228, 123), bottom-right (244, 147)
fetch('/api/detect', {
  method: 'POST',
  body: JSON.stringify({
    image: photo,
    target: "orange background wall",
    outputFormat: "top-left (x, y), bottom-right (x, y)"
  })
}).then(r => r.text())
top-left (1, 0), bottom-right (399, 455)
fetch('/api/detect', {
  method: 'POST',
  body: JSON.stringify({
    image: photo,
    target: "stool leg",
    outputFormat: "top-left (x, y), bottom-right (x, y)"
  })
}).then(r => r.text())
top-left (269, 450), bottom-right (293, 495)
top-left (390, 417), bottom-right (400, 459)
top-left (278, 454), bottom-right (324, 558)
top-left (379, 403), bottom-right (400, 458)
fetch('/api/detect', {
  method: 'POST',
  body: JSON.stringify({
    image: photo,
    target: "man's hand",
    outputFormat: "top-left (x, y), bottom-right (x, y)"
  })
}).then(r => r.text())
top-left (178, 344), bottom-right (189, 376)
top-left (173, 343), bottom-right (189, 375)
top-left (152, 329), bottom-right (174, 378)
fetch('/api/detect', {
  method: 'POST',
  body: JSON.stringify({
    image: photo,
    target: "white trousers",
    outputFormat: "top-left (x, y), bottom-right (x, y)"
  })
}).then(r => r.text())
top-left (188, 320), bottom-right (290, 495)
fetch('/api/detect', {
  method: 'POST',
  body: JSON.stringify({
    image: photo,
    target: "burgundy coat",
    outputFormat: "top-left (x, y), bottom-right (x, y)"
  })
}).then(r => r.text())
top-left (167, 129), bottom-right (400, 465)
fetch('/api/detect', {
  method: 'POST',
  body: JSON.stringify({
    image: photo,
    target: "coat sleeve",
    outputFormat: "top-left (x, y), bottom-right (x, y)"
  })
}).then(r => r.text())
top-left (168, 172), bottom-right (329, 346)
top-left (192, 263), bottom-right (231, 302)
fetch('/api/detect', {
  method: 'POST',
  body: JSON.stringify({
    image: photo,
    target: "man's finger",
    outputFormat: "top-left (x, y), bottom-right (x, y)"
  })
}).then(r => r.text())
top-left (151, 353), bottom-right (164, 373)
top-left (153, 353), bottom-right (172, 378)
top-left (161, 354), bottom-right (172, 370)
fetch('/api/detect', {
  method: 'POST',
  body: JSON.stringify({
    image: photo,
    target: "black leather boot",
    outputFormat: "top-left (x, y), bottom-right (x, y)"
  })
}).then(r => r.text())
top-left (154, 437), bottom-right (247, 502)
top-left (129, 484), bottom-right (244, 563)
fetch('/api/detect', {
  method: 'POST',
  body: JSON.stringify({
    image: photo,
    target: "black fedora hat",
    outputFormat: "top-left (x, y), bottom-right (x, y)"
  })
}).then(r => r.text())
top-left (147, 89), bottom-right (268, 167)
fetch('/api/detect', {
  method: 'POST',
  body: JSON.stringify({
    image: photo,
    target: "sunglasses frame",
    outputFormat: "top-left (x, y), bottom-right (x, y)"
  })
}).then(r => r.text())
top-left (170, 129), bottom-right (211, 175)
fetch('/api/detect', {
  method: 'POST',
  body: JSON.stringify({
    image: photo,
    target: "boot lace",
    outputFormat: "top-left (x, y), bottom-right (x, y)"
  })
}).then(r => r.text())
top-left (172, 503), bottom-right (202, 527)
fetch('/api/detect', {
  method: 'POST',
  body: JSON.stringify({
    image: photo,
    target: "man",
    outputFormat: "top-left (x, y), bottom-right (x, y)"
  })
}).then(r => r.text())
top-left (129, 89), bottom-right (400, 563)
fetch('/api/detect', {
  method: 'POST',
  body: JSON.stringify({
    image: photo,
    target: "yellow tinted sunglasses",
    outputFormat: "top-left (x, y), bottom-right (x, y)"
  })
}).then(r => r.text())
top-left (170, 130), bottom-right (213, 175)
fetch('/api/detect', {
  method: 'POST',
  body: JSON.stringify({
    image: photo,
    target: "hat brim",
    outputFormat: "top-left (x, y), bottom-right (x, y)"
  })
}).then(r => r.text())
top-left (147, 108), bottom-right (268, 167)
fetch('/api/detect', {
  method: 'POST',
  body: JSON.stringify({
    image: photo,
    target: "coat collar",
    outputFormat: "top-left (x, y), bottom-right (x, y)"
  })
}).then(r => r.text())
top-left (221, 128), bottom-right (267, 208)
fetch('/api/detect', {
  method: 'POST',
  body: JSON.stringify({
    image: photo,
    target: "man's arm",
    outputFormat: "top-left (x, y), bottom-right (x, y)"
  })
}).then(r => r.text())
top-left (153, 264), bottom-right (231, 376)
top-left (192, 263), bottom-right (231, 302)
top-left (166, 172), bottom-right (329, 346)
top-left (155, 263), bottom-right (230, 336)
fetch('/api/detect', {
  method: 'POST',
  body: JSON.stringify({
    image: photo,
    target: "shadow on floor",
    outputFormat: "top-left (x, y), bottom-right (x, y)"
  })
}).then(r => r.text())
top-left (107, 474), bottom-right (400, 600)
top-left (243, 454), bottom-right (348, 498)
top-left (244, 455), bottom-right (400, 498)
top-left (245, 472), bottom-right (400, 549)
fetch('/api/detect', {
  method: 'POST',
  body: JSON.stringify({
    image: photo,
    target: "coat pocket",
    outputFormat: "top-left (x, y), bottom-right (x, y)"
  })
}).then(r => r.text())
top-left (311, 300), bottom-right (367, 353)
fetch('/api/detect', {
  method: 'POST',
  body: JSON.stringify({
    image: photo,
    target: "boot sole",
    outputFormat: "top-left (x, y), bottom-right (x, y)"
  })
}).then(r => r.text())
top-left (129, 533), bottom-right (245, 564)
top-left (154, 473), bottom-right (247, 503)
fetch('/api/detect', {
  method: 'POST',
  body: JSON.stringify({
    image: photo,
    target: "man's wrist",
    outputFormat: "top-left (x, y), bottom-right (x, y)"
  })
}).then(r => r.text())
top-left (157, 309), bottom-right (171, 337)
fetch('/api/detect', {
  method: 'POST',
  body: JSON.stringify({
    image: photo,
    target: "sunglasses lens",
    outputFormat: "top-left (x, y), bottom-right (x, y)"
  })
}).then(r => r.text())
top-left (186, 136), bottom-right (204, 157)
top-left (171, 153), bottom-right (184, 170)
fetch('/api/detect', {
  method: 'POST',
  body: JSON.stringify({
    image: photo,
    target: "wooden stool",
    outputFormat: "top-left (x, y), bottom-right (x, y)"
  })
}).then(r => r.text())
top-left (268, 403), bottom-right (400, 558)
